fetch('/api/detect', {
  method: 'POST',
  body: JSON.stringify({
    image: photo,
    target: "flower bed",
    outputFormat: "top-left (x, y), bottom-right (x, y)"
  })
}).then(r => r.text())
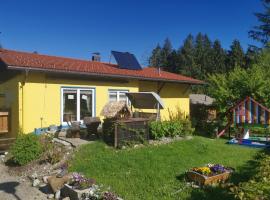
top-left (186, 164), bottom-right (233, 186)
top-left (62, 172), bottom-right (122, 200)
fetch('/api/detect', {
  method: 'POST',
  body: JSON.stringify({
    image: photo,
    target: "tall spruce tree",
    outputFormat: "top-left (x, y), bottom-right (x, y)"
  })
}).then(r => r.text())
top-left (149, 34), bottom-right (249, 80)
top-left (249, 0), bottom-right (270, 46)
top-left (193, 33), bottom-right (214, 79)
top-left (211, 40), bottom-right (227, 73)
top-left (178, 34), bottom-right (196, 76)
top-left (246, 46), bottom-right (260, 68)
top-left (194, 33), bottom-right (205, 79)
top-left (160, 38), bottom-right (173, 71)
top-left (227, 40), bottom-right (246, 70)
top-left (149, 44), bottom-right (162, 67)
top-left (203, 34), bottom-right (214, 74)
top-left (166, 50), bottom-right (180, 73)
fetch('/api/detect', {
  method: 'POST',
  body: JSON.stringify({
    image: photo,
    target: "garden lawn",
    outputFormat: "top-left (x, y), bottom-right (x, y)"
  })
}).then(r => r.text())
top-left (69, 137), bottom-right (259, 200)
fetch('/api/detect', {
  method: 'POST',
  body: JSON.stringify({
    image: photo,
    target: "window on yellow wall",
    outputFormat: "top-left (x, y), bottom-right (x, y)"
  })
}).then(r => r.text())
top-left (108, 90), bottom-right (129, 103)
top-left (61, 88), bottom-right (95, 125)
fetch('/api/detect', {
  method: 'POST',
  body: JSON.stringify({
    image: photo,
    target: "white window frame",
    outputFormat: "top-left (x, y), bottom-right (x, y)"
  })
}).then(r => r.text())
top-left (61, 87), bottom-right (95, 125)
top-left (108, 89), bottom-right (129, 103)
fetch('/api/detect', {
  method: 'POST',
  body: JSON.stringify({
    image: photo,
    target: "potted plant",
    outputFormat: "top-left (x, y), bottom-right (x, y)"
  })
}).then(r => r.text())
top-left (63, 172), bottom-right (97, 200)
top-left (186, 164), bottom-right (234, 186)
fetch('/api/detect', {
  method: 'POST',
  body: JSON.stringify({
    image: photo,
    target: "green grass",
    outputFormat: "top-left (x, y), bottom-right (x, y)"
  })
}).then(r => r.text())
top-left (69, 136), bottom-right (259, 200)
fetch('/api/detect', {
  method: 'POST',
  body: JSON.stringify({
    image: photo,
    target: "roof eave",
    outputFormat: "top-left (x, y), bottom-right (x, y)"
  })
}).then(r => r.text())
top-left (7, 65), bottom-right (204, 85)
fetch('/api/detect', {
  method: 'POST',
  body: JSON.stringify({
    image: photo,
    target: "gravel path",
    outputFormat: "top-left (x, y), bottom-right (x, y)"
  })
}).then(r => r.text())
top-left (0, 163), bottom-right (48, 200)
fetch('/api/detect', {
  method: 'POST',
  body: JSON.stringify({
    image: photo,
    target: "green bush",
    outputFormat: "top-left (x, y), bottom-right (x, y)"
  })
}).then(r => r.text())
top-left (39, 134), bottom-right (63, 164)
top-left (180, 119), bottom-right (195, 136)
top-left (102, 118), bottom-right (115, 144)
top-left (10, 133), bottom-right (43, 165)
top-left (231, 152), bottom-right (270, 199)
top-left (149, 121), bottom-right (164, 139)
top-left (249, 126), bottom-right (270, 136)
top-left (149, 119), bottom-right (194, 139)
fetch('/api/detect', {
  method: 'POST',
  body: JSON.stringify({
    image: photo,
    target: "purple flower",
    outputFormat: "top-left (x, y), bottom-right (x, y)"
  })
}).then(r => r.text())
top-left (210, 164), bottom-right (226, 173)
top-left (71, 172), bottom-right (96, 189)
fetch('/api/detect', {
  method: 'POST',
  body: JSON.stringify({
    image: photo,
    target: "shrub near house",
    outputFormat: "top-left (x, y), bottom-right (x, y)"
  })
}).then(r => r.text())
top-left (150, 119), bottom-right (194, 139)
top-left (231, 151), bottom-right (270, 200)
top-left (10, 133), bottom-right (66, 166)
top-left (149, 107), bottom-right (194, 139)
top-left (10, 133), bottom-right (43, 165)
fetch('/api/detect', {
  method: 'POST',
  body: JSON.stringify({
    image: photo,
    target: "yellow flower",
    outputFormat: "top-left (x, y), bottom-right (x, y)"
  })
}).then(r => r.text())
top-left (192, 166), bottom-right (211, 175)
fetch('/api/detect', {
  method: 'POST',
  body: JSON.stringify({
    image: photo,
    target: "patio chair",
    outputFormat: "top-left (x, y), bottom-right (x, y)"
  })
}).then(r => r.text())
top-left (64, 114), bottom-right (81, 138)
top-left (83, 117), bottom-right (101, 139)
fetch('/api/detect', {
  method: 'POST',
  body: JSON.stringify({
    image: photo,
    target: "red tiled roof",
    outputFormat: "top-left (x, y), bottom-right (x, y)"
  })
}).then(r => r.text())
top-left (0, 49), bottom-right (203, 84)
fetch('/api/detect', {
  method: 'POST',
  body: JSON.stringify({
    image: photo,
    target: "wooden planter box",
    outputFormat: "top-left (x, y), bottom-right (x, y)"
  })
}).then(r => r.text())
top-left (186, 171), bottom-right (231, 186)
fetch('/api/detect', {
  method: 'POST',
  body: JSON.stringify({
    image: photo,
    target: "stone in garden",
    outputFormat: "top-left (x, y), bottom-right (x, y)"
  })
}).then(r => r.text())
top-left (39, 183), bottom-right (47, 188)
top-left (185, 135), bottom-right (193, 140)
top-left (47, 174), bottom-right (71, 193)
top-left (62, 184), bottom-right (95, 200)
top-left (56, 168), bottom-right (68, 178)
top-left (52, 138), bottom-right (71, 146)
top-left (58, 130), bottom-right (67, 137)
top-left (55, 190), bottom-right (61, 199)
top-left (31, 172), bottom-right (38, 180)
top-left (0, 155), bottom-right (5, 162)
top-left (33, 178), bottom-right (41, 187)
top-left (43, 176), bottom-right (50, 183)
top-left (51, 169), bottom-right (62, 175)
top-left (19, 178), bottom-right (26, 182)
top-left (47, 194), bottom-right (54, 199)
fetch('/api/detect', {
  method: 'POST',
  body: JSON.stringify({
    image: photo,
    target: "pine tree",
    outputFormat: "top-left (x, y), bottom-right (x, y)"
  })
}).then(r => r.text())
top-left (149, 44), bottom-right (162, 67)
top-left (211, 40), bottom-right (227, 73)
top-left (193, 33), bottom-right (214, 79)
top-left (249, 0), bottom-right (270, 46)
top-left (246, 46), bottom-right (260, 68)
top-left (194, 33), bottom-right (205, 79)
top-left (178, 34), bottom-right (196, 76)
top-left (166, 50), bottom-right (180, 73)
top-left (227, 40), bottom-right (246, 70)
top-left (160, 38), bottom-right (173, 70)
top-left (149, 34), bottom-right (249, 79)
top-left (202, 34), bottom-right (213, 74)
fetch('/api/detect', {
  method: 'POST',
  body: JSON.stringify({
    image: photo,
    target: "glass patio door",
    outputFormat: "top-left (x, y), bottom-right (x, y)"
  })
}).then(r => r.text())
top-left (61, 88), bottom-right (94, 125)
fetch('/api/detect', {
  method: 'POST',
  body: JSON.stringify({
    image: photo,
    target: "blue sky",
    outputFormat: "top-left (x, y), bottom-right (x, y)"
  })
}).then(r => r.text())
top-left (0, 0), bottom-right (263, 65)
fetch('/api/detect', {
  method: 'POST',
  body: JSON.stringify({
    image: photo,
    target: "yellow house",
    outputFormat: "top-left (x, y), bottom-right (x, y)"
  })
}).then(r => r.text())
top-left (0, 49), bottom-right (203, 141)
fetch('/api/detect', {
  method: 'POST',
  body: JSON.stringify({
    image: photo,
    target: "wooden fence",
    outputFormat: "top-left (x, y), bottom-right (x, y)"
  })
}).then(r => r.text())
top-left (114, 118), bottom-right (149, 148)
top-left (0, 111), bottom-right (9, 134)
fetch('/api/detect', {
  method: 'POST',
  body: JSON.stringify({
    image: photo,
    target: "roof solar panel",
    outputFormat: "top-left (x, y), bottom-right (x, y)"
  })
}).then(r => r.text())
top-left (111, 51), bottom-right (142, 70)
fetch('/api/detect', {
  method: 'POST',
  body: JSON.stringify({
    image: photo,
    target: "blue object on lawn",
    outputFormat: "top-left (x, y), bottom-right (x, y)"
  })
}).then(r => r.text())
top-left (228, 138), bottom-right (270, 148)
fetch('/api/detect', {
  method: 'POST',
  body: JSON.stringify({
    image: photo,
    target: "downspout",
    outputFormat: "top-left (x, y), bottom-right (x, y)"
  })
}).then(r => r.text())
top-left (20, 69), bottom-right (29, 133)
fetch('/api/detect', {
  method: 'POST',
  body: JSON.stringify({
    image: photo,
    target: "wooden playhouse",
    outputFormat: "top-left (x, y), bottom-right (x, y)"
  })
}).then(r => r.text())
top-left (217, 96), bottom-right (270, 147)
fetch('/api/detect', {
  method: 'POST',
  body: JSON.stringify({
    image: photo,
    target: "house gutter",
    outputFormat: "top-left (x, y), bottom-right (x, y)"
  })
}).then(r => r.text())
top-left (7, 65), bottom-right (205, 85)
top-left (20, 68), bottom-right (29, 133)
